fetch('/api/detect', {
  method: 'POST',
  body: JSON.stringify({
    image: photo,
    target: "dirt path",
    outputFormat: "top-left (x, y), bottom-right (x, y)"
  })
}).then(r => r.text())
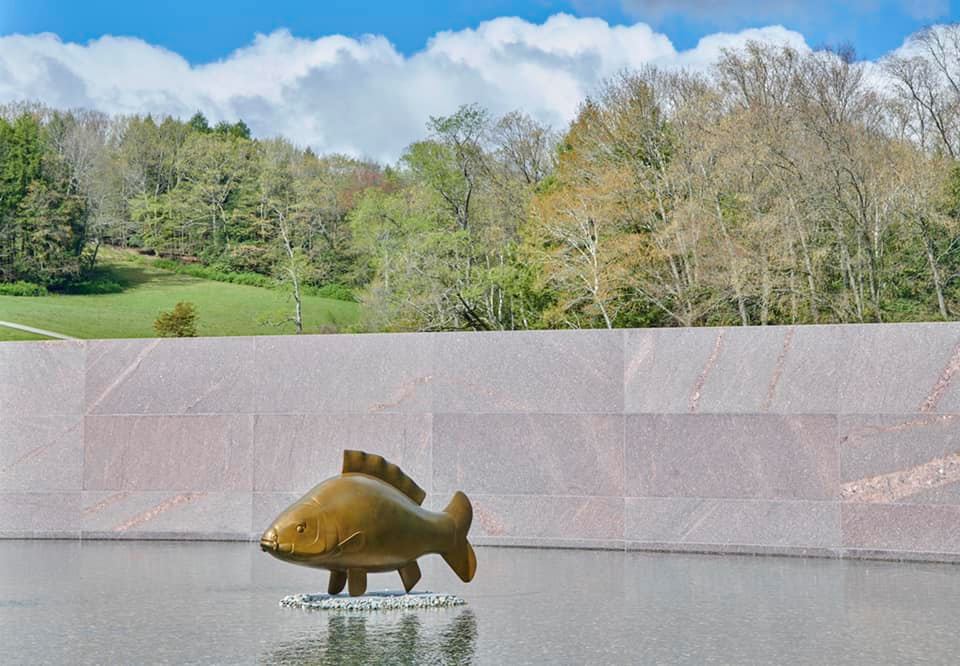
top-left (0, 320), bottom-right (77, 341)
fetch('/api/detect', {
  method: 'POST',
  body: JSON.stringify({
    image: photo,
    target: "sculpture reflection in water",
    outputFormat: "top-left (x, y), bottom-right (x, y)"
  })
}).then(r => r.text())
top-left (260, 450), bottom-right (477, 596)
top-left (261, 609), bottom-right (478, 665)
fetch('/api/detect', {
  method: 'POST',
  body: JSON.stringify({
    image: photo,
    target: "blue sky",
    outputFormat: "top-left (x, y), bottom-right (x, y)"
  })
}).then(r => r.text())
top-left (1, 0), bottom-right (954, 62)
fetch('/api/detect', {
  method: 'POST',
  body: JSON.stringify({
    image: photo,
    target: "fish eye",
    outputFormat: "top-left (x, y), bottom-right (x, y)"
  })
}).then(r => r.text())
top-left (296, 524), bottom-right (305, 533)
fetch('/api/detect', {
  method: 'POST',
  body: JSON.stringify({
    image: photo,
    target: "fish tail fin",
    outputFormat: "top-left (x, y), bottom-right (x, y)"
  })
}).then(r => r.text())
top-left (442, 491), bottom-right (476, 583)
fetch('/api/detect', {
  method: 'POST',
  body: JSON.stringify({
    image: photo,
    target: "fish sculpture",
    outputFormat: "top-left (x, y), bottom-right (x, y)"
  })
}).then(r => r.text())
top-left (260, 449), bottom-right (477, 596)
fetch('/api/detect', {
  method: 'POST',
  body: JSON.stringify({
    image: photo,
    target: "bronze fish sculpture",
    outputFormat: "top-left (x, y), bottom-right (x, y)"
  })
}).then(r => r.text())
top-left (260, 450), bottom-right (477, 596)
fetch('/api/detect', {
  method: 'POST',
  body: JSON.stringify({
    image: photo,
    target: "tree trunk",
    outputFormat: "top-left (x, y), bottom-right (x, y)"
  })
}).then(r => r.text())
top-left (921, 217), bottom-right (949, 319)
top-left (278, 214), bottom-right (303, 334)
top-left (714, 192), bottom-right (749, 326)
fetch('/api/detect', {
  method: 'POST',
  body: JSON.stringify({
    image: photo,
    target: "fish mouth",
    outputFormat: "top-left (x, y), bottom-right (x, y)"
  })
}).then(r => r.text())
top-left (259, 538), bottom-right (278, 552)
top-left (260, 527), bottom-right (282, 553)
top-left (259, 538), bottom-right (293, 554)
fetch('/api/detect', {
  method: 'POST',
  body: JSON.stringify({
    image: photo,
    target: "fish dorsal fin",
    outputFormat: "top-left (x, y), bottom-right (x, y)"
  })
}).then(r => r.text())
top-left (342, 450), bottom-right (426, 505)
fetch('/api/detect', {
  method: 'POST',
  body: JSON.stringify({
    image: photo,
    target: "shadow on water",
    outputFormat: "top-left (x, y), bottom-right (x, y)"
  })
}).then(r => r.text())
top-left (260, 609), bottom-right (477, 666)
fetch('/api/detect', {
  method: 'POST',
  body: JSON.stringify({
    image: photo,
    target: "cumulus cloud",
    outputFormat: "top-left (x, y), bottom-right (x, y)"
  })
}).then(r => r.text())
top-left (0, 14), bottom-right (813, 161)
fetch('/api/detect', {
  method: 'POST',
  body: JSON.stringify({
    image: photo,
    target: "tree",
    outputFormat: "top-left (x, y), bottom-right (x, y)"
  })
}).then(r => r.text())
top-left (214, 119), bottom-right (252, 140)
top-left (188, 112), bottom-right (211, 134)
top-left (492, 111), bottom-right (556, 185)
top-left (173, 131), bottom-right (256, 256)
top-left (0, 112), bottom-right (87, 285)
top-left (351, 105), bottom-right (544, 331)
top-left (8, 35), bottom-right (960, 331)
top-left (259, 139), bottom-right (308, 333)
top-left (154, 302), bottom-right (198, 337)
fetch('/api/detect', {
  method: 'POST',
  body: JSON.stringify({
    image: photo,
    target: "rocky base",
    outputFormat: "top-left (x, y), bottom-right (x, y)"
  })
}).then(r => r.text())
top-left (279, 591), bottom-right (467, 611)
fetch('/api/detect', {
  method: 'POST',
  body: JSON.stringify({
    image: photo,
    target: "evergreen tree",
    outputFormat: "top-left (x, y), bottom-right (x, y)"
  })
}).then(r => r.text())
top-left (188, 111), bottom-right (211, 134)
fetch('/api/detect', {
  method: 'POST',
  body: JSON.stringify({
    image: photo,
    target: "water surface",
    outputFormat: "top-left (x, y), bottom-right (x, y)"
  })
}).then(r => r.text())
top-left (1, 541), bottom-right (958, 664)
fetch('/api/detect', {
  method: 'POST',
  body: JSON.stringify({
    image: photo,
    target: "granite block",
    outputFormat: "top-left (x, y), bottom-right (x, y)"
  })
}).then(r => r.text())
top-left (8, 324), bottom-right (960, 561)
top-left (837, 323), bottom-right (960, 414)
top-left (624, 542), bottom-right (842, 559)
top-left (254, 414), bottom-right (432, 492)
top-left (840, 414), bottom-right (960, 504)
top-left (762, 325), bottom-right (847, 414)
top-left (470, 536), bottom-right (626, 550)
top-left (624, 327), bottom-right (724, 414)
top-left (0, 416), bottom-right (83, 491)
top-left (83, 415), bottom-right (253, 491)
top-left (81, 491), bottom-right (251, 538)
top-left (85, 337), bottom-right (255, 415)
top-left (624, 326), bottom-right (847, 414)
top-left (625, 414), bottom-right (839, 500)
top-left (686, 326), bottom-right (788, 413)
top-left (254, 333), bottom-right (434, 414)
top-left (432, 414), bottom-right (624, 496)
top-left (469, 494), bottom-right (624, 541)
top-left (433, 330), bottom-right (622, 414)
top-left (841, 502), bottom-right (960, 553)
top-left (839, 549), bottom-right (960, 563)
top-left (252, 492), bottom-right (300, 536)
top-left (624, 497), bottom-right (840, 548)
top-left (0, 492), bottom-right (80, 532)
top-left (0, 341), bottom-right (84, 416)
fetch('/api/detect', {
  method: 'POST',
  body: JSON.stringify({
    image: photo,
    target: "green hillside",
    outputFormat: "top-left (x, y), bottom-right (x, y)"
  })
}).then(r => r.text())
top-left (0, 249), bottom-right (359, 340)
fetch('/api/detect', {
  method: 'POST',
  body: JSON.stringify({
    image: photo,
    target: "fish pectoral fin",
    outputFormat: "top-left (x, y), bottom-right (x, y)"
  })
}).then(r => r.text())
top-left (398, 562), bottom-right (421, 593)
top-left (336, 531), bottom-right (366, 555)
top-left (328, 571), bottom-right (347, 595)
top-left (348, 569), bottom-right (367, 596)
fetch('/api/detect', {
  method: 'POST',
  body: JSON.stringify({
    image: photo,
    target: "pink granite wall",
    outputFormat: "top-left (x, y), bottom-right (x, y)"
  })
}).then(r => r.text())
top-left (3, 323), bottom-right (960, 561)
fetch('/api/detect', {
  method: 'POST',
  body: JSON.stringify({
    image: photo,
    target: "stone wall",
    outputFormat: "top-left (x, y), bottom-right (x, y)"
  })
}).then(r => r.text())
top-left (2, 324), bottom-right (960, 561)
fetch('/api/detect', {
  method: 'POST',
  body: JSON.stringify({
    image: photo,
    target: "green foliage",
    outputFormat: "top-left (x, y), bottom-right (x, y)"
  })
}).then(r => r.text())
top-left (307, 283), bottom-right (356, 302)
top-left (0, 249), bottom-right (360, 339)
top-left (11, 63), bottom-right (960, 337)
top-left (59, 277), bottom-right (124, 294)
top-left (222, 243), bottom-right (274, 274)
top-left (188, 112), bottom-right (211, 133)
top-left (0, 281), bottom-right (48, 296)
top-left (0, 112), bottom-right (88, 286)
top-left (214, 119), bottom-right (252, 140)
top-left (148, 255), bottom-right (355, 301)
top-left (153, 301), bottom-right (198, 337)
top-left (945, 164), bottom-right (960, 218)
top-left (152, 258), bottom-right (277, 288)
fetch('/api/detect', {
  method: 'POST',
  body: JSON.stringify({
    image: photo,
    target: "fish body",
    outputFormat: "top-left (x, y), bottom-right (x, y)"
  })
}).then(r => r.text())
top-left (260, 450), bottom-right (476, 596)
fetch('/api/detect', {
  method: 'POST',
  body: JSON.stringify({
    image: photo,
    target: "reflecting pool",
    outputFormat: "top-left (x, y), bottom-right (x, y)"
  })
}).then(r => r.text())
top-left (1, 541), bottom-right (959, 664)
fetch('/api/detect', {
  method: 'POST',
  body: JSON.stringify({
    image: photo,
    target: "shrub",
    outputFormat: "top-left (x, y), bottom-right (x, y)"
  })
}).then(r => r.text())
top-left (60, 278), bottom-right (124, 294)
top-left (305, 283), bottom-right (357, 302)
top-left (153, 259), bottom-right (276, 289)
top-left (224, 244), bottom-right (273, 274)
top-left (154, 302), bottom-right (198, 337)
top-left (150, 257), bottom-right (358, 303)
top-left (0, 281), bottom-right (48, 297)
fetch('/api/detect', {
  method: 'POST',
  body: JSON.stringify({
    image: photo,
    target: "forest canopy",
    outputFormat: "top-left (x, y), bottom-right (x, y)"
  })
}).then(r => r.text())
top-left (5, 33), bottom-right (960, 331)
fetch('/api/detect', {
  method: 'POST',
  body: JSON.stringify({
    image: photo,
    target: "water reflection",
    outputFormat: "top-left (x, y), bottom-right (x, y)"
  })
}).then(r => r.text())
top-left (261, 609), bottom-right (477, 665)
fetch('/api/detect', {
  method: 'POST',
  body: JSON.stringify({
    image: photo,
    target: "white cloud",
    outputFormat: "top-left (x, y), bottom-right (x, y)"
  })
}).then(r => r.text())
top-left (0, 14), bottom-right (815, 161)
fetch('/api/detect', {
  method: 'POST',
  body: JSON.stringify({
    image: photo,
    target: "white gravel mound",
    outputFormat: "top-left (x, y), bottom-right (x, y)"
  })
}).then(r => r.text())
top-left (279, 591), bottom-right (466, 611)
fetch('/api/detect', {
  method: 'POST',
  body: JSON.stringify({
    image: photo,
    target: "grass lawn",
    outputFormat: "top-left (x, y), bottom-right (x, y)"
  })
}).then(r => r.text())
top-left (0, 249), bottom-right (360, 340)
top-left (0, 327), bottom-right (48, 341)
